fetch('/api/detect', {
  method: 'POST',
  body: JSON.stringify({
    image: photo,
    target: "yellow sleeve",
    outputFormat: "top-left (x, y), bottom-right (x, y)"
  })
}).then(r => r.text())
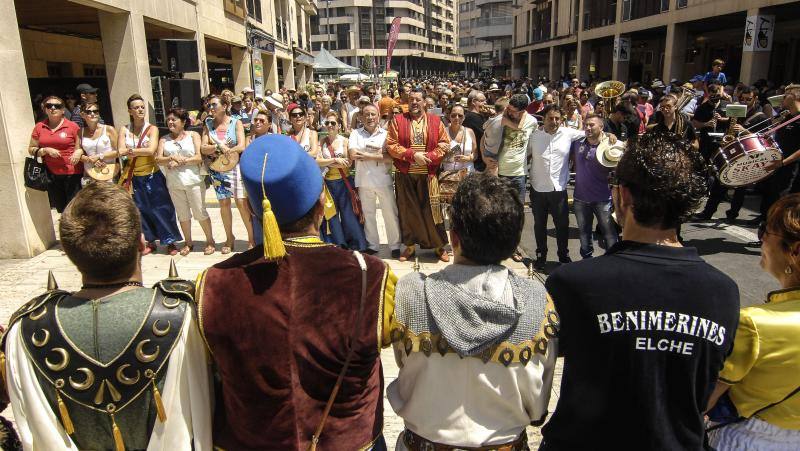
top-left (379, 265), bottom-right (398, 349)
top-left (718, 311), bottom-right (760, 384)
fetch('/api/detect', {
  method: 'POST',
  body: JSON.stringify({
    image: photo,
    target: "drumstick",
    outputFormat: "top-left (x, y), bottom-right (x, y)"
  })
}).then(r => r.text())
top-left (761, 111), bottom-right (800, 137)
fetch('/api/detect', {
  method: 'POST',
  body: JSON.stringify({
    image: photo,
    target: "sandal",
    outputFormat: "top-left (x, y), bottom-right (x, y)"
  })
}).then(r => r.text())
top-left (142, 242), bottom-right (157, 256)
top-left (398, 246), bottom-right (416, 262)
top-left (221, 239), bottom-right (235, 255)
top-left (511, 251), bottom-right (524, 262)
top-left (167, 243), bottom-right (179, 256)
top-left (435, 247), bottom-right (450, 263)
top-left (179, 244), bottom-right (193, 256)
top-left (204, 243), bottom-right (216, 255)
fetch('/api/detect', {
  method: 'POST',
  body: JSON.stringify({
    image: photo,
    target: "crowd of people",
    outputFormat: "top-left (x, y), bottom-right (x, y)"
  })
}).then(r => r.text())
top-left (6, 60), bottom-right (800, 450)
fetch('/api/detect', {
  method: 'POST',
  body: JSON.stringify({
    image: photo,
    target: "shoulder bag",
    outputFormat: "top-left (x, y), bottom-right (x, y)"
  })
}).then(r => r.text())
top-left (24, 153), bottom-right (52, 191)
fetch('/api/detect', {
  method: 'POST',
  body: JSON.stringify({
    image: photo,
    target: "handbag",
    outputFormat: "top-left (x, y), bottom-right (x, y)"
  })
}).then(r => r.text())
top-left (117, 124), bottom-right (152, 194)
top-left (327, 140), bottom-right (364, 224)
top-left (438, 127), bottom-right (469, 204)
top-left (24, 155), bottom-right (52, 191)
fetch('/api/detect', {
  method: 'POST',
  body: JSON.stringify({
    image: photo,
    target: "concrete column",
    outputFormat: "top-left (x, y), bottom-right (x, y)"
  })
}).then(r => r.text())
top-left (576, 39), bottom-right (591, 81)
top-left (739, 8), bottom-right (771, 84)
top-left (232, 46), bottom-right (252, 93)
top-left (528, 50), bottom-right (534, 78)
top-left (282, 58), bottom-right (296, 90)
top-left (0, 1), bottom-right (56, 257)
top-left (264, 53), bottom-right (279, 93)
top-left (663, 22), bottom-right (687, 84)
top-left (611, 35), bottom-right (629, 83)
top-left (549, 46), bottom-right (561, 81)
top-left (98, 11), bottom-right (154, 127)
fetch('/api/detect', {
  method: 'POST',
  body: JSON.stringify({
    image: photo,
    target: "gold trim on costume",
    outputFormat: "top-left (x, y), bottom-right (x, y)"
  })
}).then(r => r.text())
top-left (116, 364), bottom-right (141, 385)
top-left (195, 269), bottom-right (214, 357)
top-left (45, 348), bottom-right (70, 371)
top-left (32, 329), bottom-right (50, 347)
top-left (69, 368), bottom-right (95, 391)
top-left (135, 339), bottom-right (160, 363)
top-left (282, 236), bottom-right (332, 248)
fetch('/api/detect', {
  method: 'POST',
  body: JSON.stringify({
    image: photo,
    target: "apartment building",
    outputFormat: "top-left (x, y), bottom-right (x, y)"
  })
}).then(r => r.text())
top-left (0, 0), bottom-right (316, 258)
top-left (511, 0), bottom-right (800, 85)
top-left (310, 0), bottom-right (464, 77)
top-left (459, 0), bottom-right (514, 77)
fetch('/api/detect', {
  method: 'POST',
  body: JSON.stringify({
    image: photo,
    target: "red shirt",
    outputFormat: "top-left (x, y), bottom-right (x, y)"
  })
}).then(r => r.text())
top-left (526, 100), bottom-right (543, 115)
top-left (31, 119), bottom-right (82, 175)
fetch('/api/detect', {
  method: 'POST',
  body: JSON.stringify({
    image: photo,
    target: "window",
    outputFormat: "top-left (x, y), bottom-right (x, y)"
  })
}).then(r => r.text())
top-left (337, 23), bottom-right (350, 50)
top-left (224, 0), bottom-right (246, 19)
top-left (246, 0), bottom-right (262, 21)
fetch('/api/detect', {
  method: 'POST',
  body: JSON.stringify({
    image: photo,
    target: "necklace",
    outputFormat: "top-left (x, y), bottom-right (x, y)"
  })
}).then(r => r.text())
top-left (81, 281), bottom-right (144, 290)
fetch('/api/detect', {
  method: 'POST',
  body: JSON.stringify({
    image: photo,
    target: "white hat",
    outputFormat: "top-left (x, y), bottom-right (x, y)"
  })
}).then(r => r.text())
top-left (488, 83), bottom-right (500, 91)
top-left (266, 93), bottom-right (284, 109)
top-left (596, 139), bottom-right (625, 168)
top-left (242, 87), bottom-right (255, 94)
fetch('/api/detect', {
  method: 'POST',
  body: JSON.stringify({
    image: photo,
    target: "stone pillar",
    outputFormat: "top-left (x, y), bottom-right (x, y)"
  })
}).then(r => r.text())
top-left (611, 35), bottom-right (630, 83)
top-left (0, 1), bottom-right (55, 257)
top-left (187, 32), bottom-right (210, 96)
top-left (264, 53), bottom-right (279, 93)
top-left (528, 50), bottom-right (535, 78)
top-left (98, 11), bottom-right (154, 127)
top-left (663, 22), bottom-right (687, 83)
top-left (282, 58), bottom-right (296, 90)
top-left (232, 46), bottom-right (252, 93)
top-left (739, 8), bottom-right (771, 84)
top-left (576, 39), bottom-right (591, 81)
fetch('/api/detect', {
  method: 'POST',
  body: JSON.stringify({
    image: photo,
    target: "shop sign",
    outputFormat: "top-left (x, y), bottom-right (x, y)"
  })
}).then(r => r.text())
top-left (743, 15), bottom-right (774, 52)
top-left (252, 50), bottom-right (264, 96)
top-left (613, 37), bottom-right (630, 62)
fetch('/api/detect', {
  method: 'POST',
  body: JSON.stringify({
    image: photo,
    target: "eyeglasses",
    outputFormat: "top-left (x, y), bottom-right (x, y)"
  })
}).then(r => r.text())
top-left (324, 121), bottom-right (338, 126)
top-left (450, 113), bottom-right (463, 118)
top-left (290, 112), bottom-right (306, 118)
top-left (84, 109), bottom-right (100, 116)
top-left (45, 103), bottom-right (63, 110)
top-left (757, 223), bottom-right (785, 243)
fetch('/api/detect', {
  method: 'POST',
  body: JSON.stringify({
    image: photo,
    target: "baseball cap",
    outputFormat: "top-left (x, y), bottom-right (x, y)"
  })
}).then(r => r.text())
top-left (231, 96), bottom-right (242, 103)
top-left (690, 75), bottom-right (704, 83)
top-left (76, 83), bottom-right (98, 94)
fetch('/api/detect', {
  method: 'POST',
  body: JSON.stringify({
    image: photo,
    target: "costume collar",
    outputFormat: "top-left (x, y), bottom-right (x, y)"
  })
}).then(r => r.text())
top-left (766, 286), bottom-right (800, 304)
top-left (282, 235), bottom-right (329, 247)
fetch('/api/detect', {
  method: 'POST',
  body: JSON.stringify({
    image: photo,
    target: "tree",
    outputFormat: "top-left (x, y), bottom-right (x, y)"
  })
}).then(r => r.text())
top-left (359, 55), bottom-right (373, 75)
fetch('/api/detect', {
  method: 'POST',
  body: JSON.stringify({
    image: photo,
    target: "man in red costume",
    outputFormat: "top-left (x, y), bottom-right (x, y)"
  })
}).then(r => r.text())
top-left (196, 134), bottom-right (397, 450)
top-left (386, 89), bottom-right (451, 262)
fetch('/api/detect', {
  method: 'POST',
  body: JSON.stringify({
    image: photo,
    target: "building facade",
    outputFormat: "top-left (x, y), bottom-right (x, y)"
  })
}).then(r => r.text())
top-left (310, 0), bottom-right (464, 77)
top-left (459, 0), bottom-right (513, 78)
top-left (511, 0), bottom-right (800, 85)
top-left (0, 0), bottom-right (316, 258)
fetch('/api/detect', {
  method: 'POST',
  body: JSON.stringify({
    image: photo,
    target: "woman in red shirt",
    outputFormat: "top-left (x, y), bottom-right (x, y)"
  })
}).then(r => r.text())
top-left (27, 95), bottom-right (83, 212)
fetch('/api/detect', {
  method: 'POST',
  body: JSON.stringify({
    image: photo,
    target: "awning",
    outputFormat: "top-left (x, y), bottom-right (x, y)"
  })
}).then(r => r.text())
top-left (295, 53), bottom-right (315, 66)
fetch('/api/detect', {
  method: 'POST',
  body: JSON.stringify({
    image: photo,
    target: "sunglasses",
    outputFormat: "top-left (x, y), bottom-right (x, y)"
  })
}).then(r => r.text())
top-left (207, 103), bottom-right (220, 109)
top-left (324, 121), bottom-right (338, 126)
top-left (45, 103), bottom-right (63, 110)
top-left (253, 117), bottom-right (268, 124)
top-left (84, 109), bottom-right (100, 115)
top-left (450, 113), bottom-right (464, 118)
top-left (757, 223), bottom-right (784, 243)
top-left (290, 112), bottom-right (306, 118)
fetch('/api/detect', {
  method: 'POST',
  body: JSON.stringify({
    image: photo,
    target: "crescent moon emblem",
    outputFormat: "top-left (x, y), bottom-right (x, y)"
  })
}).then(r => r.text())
top-left (30, 306), bottom-right (47, 321)
top-left (152, 320), bottom-right (171, 337)
top-left (32, 329), bottom-right (50, 347)
top-left (162, 297), bottom-right (181, 309)
top-left (116, 364), bottom-right (141, 386)
top-left (135, 339), bottom-right (160, 363)
top-left (69, 368), bottom-right (95, 391)
top-left (45, 348), bottom-right (70, 371)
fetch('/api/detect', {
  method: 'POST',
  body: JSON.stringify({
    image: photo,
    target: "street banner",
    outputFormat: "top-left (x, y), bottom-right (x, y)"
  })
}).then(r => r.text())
top-left (252, 50), bottom-right (264, 96)
top-left (743, 15), bottom-right (774, 52)
top-left (613, 37), bottom-right (630, 62)
top-left (386, 17), bottom-right (402, 73)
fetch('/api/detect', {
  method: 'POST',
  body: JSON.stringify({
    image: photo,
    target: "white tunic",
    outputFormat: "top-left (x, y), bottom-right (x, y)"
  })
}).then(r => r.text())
top-left (5, 308), bottom-right (213, 451)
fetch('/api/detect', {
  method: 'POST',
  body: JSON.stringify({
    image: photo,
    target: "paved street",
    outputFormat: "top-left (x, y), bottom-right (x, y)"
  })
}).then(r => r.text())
top-left (0, 187), bottom-right (775, 448)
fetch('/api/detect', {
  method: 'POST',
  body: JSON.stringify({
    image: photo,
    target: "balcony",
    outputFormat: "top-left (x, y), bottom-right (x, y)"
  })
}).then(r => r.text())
top-left (474, 0), bottom-right (513, 6)
top-left (472, 16), bottom-right (513, 40)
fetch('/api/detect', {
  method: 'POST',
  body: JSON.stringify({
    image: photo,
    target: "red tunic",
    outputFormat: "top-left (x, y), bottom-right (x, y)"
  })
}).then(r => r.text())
top-left (198, 241), bottom-right (391, 450)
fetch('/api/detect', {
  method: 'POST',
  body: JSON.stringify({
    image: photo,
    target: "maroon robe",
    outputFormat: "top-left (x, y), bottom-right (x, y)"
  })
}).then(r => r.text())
top-left (198, 242), bottom-right (391, 450)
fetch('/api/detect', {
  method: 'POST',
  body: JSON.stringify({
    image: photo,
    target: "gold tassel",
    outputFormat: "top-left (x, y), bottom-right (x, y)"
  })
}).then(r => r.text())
top-left (262, 197), bottom-right (286, 261)
top-left (322, 184), bottom-right (337, 221)
top-left (56, 390), bottom-right (75, 435)
top-left (428, 175), bottom-right (444, 224)
top-left (259, 153), bottom-right (287, 261)
top-left (151, 379), bottom-right (167, 423)
top-left (111, 414), bottom-right (125, 451)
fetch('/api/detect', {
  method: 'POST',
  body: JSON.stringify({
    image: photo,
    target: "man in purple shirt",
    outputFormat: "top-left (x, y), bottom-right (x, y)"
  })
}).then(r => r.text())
top-left (570, 114), bottom-right (619, 258)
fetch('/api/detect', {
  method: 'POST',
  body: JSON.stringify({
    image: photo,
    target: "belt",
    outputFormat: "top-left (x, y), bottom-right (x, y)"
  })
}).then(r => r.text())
top-left (402, 429), bottom-right (529, 451)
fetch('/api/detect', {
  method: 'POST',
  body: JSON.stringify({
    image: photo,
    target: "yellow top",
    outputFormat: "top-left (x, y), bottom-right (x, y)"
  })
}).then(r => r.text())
top-left (132, 155), bottom-right (158, 176)
top-left (719, 287), bottom-right (800, 430)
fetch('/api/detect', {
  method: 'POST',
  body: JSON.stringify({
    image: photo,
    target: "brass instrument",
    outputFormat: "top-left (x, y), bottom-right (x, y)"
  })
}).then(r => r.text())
top-left (674, 86), bottom-right (695, 112)
top-left (596, 80), bottom-right (626, 101)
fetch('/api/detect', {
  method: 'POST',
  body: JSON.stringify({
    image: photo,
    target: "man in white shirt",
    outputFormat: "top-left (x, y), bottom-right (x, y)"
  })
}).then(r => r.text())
top-left (528, 105), bottom-right (585, 269)
top-left (349, 104), bottom-right (401, 258)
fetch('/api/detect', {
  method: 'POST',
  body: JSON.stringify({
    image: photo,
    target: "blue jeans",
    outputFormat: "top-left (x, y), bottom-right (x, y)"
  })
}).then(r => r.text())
top-left (499, 175), bottom-right (526, 203)
top-left (573, 199), bottom-right (618, 258)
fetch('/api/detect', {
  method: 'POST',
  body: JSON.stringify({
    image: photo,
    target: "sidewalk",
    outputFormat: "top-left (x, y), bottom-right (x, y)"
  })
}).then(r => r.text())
top-left (0, 191), bottom-right (558, 448)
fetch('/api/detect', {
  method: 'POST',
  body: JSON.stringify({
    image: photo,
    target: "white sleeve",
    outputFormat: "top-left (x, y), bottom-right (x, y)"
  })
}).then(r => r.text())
top-left (147, 309), bottom-right (213, 451)
top-left (6, 322), bottom-right (80, 450)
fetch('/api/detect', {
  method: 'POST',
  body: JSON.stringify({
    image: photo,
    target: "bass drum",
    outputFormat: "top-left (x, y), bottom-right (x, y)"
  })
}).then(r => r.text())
top-left (711, 134), bottom-right (783, 187)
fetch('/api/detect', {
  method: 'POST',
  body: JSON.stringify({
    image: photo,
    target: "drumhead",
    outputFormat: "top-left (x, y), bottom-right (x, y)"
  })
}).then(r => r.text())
top-left (718, 148), bottom-right (782, 187)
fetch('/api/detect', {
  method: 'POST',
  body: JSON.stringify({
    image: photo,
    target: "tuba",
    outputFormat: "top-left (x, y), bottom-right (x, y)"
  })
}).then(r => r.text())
top-left (674, 85), bottom-right (696, 112)
top-left (596, 80), bottom-right (626, 102)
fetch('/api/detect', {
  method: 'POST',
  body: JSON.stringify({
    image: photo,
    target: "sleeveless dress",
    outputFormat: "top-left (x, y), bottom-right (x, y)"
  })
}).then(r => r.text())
top-left (81, 125), bottom-right (115, 184)
top-left (319, 135), bottom-right (367, 251)
top-left (125, 122), bottom-right (181, 244)
top-left (206, 116), bottom-right (246, 200)
top-left (442, 126), bottom-right (474, 172)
